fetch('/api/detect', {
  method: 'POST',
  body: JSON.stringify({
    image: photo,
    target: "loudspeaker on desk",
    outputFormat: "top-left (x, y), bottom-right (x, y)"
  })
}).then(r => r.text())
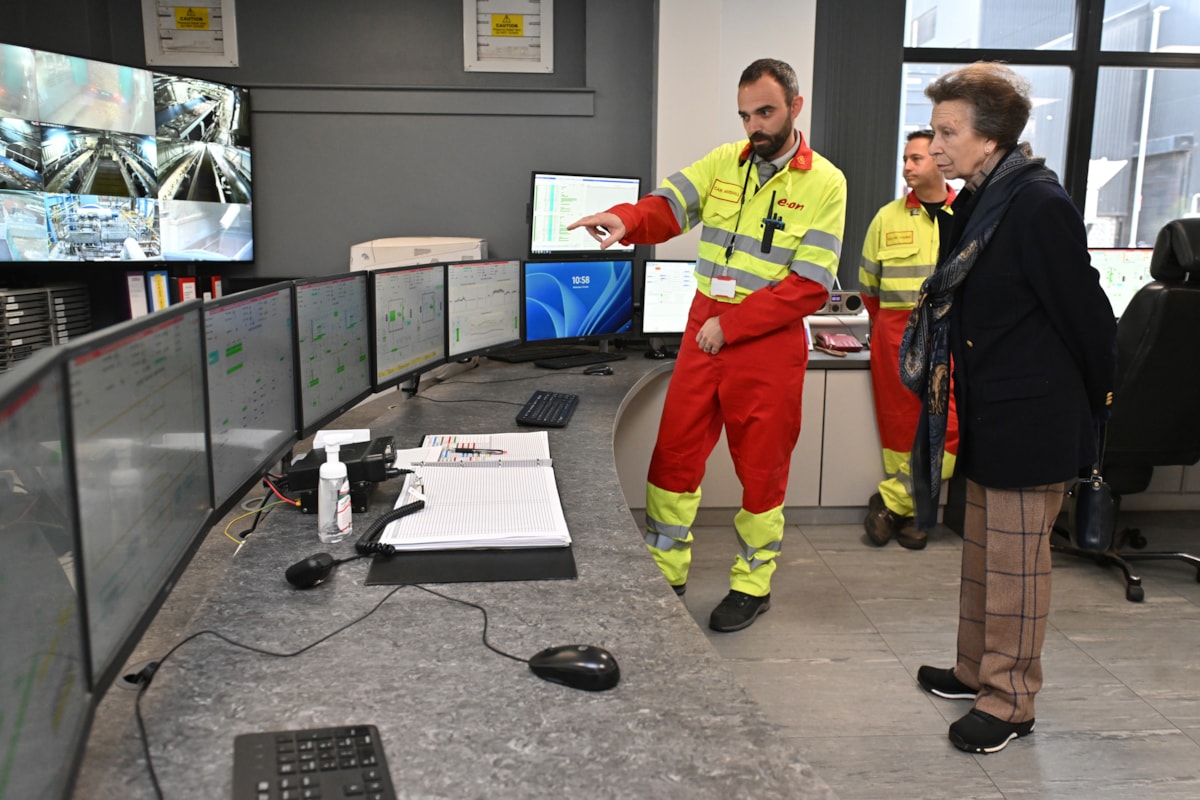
top-left (815, 291), bottom-right (863, 315)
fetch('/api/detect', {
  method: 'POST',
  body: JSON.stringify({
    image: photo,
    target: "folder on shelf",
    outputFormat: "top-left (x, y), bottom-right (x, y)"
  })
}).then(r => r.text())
top-left (125, 272), bottom-right (149, 318)
top-left (172, 276), bottom-right (198, 304)
top-left (147, 270), bottom-right (170, 311)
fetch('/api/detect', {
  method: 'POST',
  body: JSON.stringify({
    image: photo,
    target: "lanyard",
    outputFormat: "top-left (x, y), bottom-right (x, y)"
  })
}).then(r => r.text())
top-left (725, 158), bottom-right (757, 263)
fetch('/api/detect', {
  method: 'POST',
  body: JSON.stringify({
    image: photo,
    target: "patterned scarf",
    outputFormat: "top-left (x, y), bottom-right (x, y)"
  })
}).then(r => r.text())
top-left (898, 144), bottom-right (1059, 530)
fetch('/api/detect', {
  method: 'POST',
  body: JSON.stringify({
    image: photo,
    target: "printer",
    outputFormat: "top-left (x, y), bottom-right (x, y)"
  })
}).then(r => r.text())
top-left (349, 236), bottom-right (488, 270)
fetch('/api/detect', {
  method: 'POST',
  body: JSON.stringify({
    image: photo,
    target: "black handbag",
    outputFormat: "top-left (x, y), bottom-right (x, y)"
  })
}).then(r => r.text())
top-left (1066, 424), bottom-right (1115, 551)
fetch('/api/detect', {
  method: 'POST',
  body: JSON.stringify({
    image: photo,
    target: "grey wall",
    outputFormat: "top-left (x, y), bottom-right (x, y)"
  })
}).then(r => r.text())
top-left (8, 0), bottom-right (656, 283)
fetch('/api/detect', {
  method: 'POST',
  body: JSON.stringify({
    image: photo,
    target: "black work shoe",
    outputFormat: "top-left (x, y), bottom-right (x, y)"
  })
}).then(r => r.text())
top-left (864, 493), bottom-right (916, 547)
top-left (949, 709), bottom-right (1035, 754)
top-left (671, 583), bottom-right (686, 597)
top-left (708, 590), bottom-right (771, 632)
top-left (917, 665), bottom-right (977, 700)
top-left (896, 520), bottom-right (928, 550)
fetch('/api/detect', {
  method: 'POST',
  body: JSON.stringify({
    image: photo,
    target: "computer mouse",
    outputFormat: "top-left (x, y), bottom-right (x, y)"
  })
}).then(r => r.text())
top-left (285, 552), bottom-right (336, 589)
top-left (583, 364), bottom-right (613, 376)
top-left (528, 644), bottom-right (620, 691)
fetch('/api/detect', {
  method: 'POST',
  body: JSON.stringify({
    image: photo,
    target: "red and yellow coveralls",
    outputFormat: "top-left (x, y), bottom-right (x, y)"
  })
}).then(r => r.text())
top-left (609, 135), bottom-right (846, 595)
top-left (858, 188), bottom-right (959, 517)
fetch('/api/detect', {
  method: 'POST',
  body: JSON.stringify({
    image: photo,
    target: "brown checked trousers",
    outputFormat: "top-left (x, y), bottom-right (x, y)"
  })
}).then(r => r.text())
top-left (955, 480), bottom-right (1064, 723)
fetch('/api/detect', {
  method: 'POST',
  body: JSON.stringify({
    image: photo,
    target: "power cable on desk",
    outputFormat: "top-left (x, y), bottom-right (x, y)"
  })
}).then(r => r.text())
top-left (129, 582), bottom-right (529, 798)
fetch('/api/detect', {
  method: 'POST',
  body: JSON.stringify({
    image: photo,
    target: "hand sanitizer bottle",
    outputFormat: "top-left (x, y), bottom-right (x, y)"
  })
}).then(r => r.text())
top-left (317, 441), bottom-right (352, 543)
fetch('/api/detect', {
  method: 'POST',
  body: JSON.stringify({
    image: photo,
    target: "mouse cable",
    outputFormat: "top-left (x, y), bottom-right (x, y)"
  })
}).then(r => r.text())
top-left (132, 584), bottom-right (406, 800)
top-left (411, 584), bottom-right (527, 665)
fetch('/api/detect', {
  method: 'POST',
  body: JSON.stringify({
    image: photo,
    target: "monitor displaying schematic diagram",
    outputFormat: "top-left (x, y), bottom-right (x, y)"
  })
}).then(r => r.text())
top-left (369, 262), bottom-right (447, 391)
top-left (445, 259), bottom-right (521, 359)
top-left (203, 282), bottom-right (298, 516)
top-left (63, 301), bottom-right (213, 695)
top-left (292, 272), bottom-right (372, 437)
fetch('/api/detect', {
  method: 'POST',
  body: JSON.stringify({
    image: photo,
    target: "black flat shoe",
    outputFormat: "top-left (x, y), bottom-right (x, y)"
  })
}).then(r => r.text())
top-left (949, 709), bottom-right (1035, 754)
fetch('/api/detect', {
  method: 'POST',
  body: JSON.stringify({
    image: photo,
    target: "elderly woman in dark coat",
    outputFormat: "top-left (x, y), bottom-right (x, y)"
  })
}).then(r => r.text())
top-left (900, 62), bottom-right (1117, 754)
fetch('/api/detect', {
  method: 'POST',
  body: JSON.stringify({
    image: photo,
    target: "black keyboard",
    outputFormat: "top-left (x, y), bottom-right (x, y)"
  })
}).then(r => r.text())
top-left (486, 345), bottom-right (592, 363)
top-left (534, 352), bottom-right (628, 370)
top-left (232, 724), bottom-right (396, 800)
top-left (516, 389), bottom-right (579, 428)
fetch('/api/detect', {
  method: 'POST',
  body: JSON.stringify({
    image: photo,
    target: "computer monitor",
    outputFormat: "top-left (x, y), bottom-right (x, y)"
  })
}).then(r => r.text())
top-left (445, 259), bottom-right (522, 359)
top-left (64, 301), bottom-right (213, 696)
top-left (1089, 248), bottom-right (1154, 318)
top-left (529, 171), bottom-right (642, 257)
top-left (369, 262), bottom-right (447, 391)
top-left (641, 259), bottom-right (698, 335)
top-left (0, 348), bottom-right (94, 800)
top-left (292, 273), bottom-right (373, 438)
top-left (523, 258), bottom-right (635, 344)
top-left (204, 282), bottom-right (298, 516)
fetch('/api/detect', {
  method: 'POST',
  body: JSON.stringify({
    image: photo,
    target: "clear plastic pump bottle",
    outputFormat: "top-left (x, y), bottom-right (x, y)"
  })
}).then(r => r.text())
top-left (317, 442), bottom-right (352, 543)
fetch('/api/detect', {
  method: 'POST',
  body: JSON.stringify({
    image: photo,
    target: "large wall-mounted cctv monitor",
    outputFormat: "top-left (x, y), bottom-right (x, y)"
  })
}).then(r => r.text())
top-left (203, 282), bottom-right (298, 517)
top-left (640, 259), bottom-right (697, 336)
top-left (63, 301), bottom-right (213, 696)
top-left (445, 259), bottom-right (522, 359)
top-left (0, 42), bottom-right (253, 263)
top-left (523, 258), bottom-right (634, 345)
top-left (369, 262), bottom-right (447, 391)
top-left (292, 273), bottom-right (372, 438)
top-left (529, 171), bottom-right (641, 257)
top-left (0, 348), bottom-right (94, 800)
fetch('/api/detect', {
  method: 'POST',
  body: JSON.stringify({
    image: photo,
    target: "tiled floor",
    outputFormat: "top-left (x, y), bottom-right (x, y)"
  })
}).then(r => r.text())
top-left (682, 512), bottom-right (1200, 800)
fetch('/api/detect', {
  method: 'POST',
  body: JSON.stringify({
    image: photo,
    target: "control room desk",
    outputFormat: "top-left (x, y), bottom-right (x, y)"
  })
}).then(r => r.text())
top-left (71, 356), bottom-right (837, 800)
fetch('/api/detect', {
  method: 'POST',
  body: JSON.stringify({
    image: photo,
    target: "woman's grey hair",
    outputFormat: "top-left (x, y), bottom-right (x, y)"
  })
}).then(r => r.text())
top-left (924, 62), bottom-right (1031, 148)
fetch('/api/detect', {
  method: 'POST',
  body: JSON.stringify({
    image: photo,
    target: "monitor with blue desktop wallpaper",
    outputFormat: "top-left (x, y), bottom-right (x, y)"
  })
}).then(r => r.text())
top-left (1089, 248), bottom-right (1154, 318)
top-left (0, 348), bottom-right (94, 800)
top-left (523, 258), bottom-right (634, 344)
top-left (292, 273), bottom-right (372, 438)
top-left (204, 282), bottom-right (298, 516)
top-left (445, 259), bottom-right (521, 359)
top-left (0, 41), bottom-right (252, 263)
top-left (641, 259), bottom-right (698, 335)
top-left (529, 171), bottom-right (641, 257)
top-left (369, 262), bottom-right (447, 390)
top-left (64, 301), bottom-right (213, 696)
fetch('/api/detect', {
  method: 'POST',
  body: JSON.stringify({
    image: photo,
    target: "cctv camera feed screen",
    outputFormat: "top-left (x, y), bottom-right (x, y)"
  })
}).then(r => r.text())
top-left (0, 42), bottom-right (253, 263)
top-left (523, 258), bottom-right (634, 343)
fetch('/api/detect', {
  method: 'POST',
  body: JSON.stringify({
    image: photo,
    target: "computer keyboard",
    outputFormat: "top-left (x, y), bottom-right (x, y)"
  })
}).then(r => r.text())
top-left (232, 724), bottom-right (396, 800)
top-left (516, 389), bottom-right (579, 428)
top-left (533, 352), bottom-right (628, 370)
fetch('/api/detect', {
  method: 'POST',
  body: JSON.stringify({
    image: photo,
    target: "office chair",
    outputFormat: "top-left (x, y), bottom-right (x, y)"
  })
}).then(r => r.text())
top-left (1052, 218), bottom-right (1200, 602)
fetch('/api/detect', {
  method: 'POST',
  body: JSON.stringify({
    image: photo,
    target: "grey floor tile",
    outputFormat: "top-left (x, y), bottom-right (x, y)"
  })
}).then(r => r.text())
top-left (672, 511), bottom-right (1200, 798)
top-left (793, 733), bottom-right (1005, 800)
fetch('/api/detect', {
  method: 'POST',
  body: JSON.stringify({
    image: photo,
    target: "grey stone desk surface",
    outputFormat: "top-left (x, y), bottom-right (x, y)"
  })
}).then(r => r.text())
top-left (72, 356), bottom-right (838, 800)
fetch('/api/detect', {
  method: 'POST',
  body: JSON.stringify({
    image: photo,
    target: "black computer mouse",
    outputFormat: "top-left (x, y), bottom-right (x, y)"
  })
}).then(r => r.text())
top-left (528, 644), bottom-right (620, 691)
top-left (285, 552), bottom-right (336, 589)
top-left (583, 364), bottom-right (613, 376)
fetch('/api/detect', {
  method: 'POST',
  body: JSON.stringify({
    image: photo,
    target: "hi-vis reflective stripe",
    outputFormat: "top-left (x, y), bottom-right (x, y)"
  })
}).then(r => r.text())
top-left (700, 227), bottom-right (795, 268)
top-left (645, 517), bottom-right (690, 551)
top-left (652, 173), bottom-right (700, 230)
top-left (737, 531), bottom-right (781, 570)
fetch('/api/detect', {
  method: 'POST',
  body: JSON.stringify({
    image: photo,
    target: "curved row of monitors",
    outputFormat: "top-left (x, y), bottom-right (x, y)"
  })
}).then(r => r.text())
top-left (0, 42), bottom-right (253, 263)
top-left (0, 254), bottom-right (667, 797)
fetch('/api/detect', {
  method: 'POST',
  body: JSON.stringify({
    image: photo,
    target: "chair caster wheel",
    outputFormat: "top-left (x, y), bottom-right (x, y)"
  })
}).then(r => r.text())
top-left (1126, 584), bottom-right (1144, 602)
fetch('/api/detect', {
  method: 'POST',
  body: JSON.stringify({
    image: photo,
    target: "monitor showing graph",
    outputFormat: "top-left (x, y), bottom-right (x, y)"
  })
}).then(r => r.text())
top-left (292, 273), bottom-right (372, 437)
top-left (1089, 248), bottom-right (1154, 317)
top-left (204, 282), bottom-right (298, 516)
top-left (445, 259), bottom-right (521, 359)
top-left (370, 263), bottom-right (447, 390)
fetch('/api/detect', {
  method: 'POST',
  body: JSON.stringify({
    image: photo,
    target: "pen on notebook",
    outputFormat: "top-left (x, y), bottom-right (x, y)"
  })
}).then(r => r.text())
top-left (452, 447), bottom-right (506, 455)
